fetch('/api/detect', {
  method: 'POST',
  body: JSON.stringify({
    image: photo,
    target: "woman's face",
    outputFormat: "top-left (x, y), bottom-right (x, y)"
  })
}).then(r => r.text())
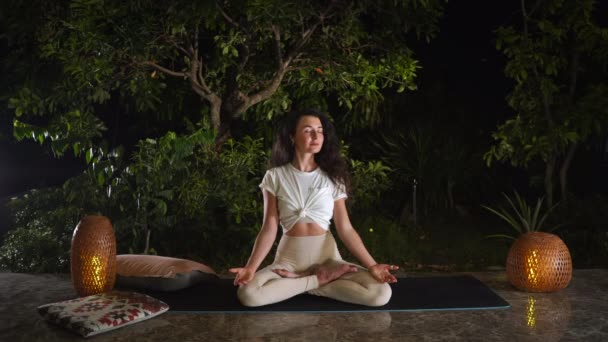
top-left (292, 115), bottom-right (324, 155)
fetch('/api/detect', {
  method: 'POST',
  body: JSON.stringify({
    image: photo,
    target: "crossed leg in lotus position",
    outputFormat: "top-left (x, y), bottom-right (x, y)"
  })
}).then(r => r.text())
top-left (273, 262), bottom-right (359, 285)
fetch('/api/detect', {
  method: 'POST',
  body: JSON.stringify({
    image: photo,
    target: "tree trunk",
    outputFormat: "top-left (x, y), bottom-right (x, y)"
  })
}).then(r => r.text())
top-left (215, 121), bottom-right (232, 150)
top-left (213, 90), bottom-right (247, 148)
top-left (544, 155), bottom-right (556, 208)
top-left (210, 100), bottom-right (222, 133)
top-left (559, 142), bottom-right (578, 203)
top-left (143, 226), bottom-right (151, 255)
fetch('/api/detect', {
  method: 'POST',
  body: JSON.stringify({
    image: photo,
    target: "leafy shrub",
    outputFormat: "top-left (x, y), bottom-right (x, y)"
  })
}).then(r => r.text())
top-left (0, 226), bottom-right (68, 273)
top-left (349, 159), bottom-right (392, 211)
top-left (0, 188), bottom-right (82, 272)
top-left (482, 191), bottom-right (563, 239)
top-left (375, 125), bottom-right (481, 218)
top-left (353, 216), bottom-right (413, 266)
top-left (1, 129), bottom-right (400, 272)
top-left (1, 129), bottom-right (272, 271)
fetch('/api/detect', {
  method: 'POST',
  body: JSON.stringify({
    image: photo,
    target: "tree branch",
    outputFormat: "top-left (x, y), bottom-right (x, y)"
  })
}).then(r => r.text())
top-left (145, 25), bottom-right (221, 131)
top-left (192, 25), bottom-right (199, 60)
top-left (143, 61), bottom-right (187, 78)
top-left (286, 66), bottom-right (311, 72)
top-left (144, 59), bottom-right (218, 112)
top-left (521, 0), bottom-right (529, 36)
top-left (272, 25), bottom-right (283, 69)
top-left (284, 18), bottom-right (323, 64)
top-left (189, 55), bottom-right (222, 130)
top-left (237, 44), bottom-right (250, 71)
top-left (216, 1), bottom-right (241, 30)
top-left (215, 3), bottom-right (250, 71)
top-left (167, 38), bottom-right (193, 58)
top-left (195, 58), bottom-right (213, 95)
top-left (187, 26), bottom-right (215, 98)
top-left (520, 0), bottom-right (553, 128)
top-left (244, 2), bottom-right (339, 109)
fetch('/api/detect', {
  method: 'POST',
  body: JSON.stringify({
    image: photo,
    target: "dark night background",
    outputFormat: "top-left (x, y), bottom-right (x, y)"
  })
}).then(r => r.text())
top-left (1, 1), bottom-right (607, 235)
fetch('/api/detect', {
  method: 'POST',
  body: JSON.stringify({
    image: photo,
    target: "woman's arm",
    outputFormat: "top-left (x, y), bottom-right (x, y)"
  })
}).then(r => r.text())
top-left (229, 190), bottom-right (279, 285)
top-left (245, 190), bottom-right (280, 270)
top-left (333, 199), bottom-right (377, 268)
top-left (333, 199), bottom-right (398, 283)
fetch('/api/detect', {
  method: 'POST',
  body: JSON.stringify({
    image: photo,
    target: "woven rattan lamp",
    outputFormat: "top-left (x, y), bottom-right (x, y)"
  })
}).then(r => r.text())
top-left (506, 232), bottom-right (572, 292)
top-left (71, 215), bottom-right (117, 296)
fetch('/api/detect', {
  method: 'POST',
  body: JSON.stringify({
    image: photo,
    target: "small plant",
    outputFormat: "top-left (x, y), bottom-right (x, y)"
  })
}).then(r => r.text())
top-left (482, 191), bottom-right (564, 240)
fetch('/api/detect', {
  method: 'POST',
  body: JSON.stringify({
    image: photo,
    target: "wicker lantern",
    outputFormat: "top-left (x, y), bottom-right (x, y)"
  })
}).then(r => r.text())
top-left (71, 215), bottom-right (116, 296)
top-left (506, 232), bottom-right (572, 292)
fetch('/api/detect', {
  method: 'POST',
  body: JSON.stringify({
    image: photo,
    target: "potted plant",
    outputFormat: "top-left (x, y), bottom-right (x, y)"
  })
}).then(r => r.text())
top-left (483, 191), bottom-right (572, 292)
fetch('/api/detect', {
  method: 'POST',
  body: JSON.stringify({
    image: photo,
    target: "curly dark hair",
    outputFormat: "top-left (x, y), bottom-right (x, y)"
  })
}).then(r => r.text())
top-left (271, 109), bottom-right (351, 195)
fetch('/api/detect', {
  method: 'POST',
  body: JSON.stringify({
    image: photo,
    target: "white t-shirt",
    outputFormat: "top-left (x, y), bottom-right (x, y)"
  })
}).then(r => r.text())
top-left (259, 164), bottom-right (347, 233)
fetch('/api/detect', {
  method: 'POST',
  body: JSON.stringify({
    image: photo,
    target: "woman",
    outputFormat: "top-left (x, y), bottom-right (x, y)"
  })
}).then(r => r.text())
top-left (229, 109), bottom-right (399, 307)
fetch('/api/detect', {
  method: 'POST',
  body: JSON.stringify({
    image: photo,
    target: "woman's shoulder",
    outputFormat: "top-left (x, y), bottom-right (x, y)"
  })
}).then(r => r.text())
top-left (264, 164), bottom-right (290, 176)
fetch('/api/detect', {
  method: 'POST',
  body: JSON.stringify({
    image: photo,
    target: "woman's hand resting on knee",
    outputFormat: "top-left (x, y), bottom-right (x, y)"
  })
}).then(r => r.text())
top-left (229, 267), bottom-right (255, 286)
top-left (369, 264), bottom-right (399, 283)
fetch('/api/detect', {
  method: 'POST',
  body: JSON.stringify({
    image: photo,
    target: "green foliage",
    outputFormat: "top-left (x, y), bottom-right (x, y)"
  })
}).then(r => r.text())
top-left (296, 52), bottom-right (421, 132)
top-left (482, 191), bottom-right (563, 240)
top-left (183, 136), bottom-right (267, 222)
top-left (0, 188), bottom-right (82, 272)
top-left (1, 0), bottom-right (449, 272)
top-left (2, 130), bottom-right (271, 270)
top-left (340, 159), bottom-right (409, 267)
top-left (11, 108), bottom-right (107, 157)
top-left (1, 129), bottom-right (399, 271)
top-left (485, 0), bottom-right (608, 198)
top-left (402, 219), bottom-right (511, 272)
top-left (353, 216), bottom-right (412, 266)
top-left (375, 125), bottom-right (479, 215)
top-left (85, 129), bottom-right (266, 261)
top-left (128, 130), bottom-right (216, 230)
top-left (5, 0), bottom-right (445, 152)
top-left (349, 160), bottom-right (392, 211)
top-left (0, 227), bottom-right (67, 273)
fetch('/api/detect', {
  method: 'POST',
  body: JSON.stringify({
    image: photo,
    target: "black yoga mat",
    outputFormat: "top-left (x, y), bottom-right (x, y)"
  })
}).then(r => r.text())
top-left (141, 275), bottom-right (510, 313)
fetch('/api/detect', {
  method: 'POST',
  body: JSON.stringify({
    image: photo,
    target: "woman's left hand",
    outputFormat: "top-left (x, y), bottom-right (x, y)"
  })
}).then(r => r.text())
top-left (369, 264), bottom-right (399, 283)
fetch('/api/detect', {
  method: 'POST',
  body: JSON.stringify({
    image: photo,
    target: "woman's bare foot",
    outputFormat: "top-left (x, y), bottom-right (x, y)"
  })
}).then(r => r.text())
top-left (272, 269), bottom-right (312, 278)
top-left (314, 263), bottom-right (358, 286)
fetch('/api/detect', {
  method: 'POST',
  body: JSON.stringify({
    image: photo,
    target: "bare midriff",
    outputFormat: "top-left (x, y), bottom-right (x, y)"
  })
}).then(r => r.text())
top-left (285, 222), bottom-right (327, 236)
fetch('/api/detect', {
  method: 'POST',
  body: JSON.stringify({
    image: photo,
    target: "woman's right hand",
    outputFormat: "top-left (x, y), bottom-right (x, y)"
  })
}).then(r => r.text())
top-left (229, 267), bottom-right (256, 286)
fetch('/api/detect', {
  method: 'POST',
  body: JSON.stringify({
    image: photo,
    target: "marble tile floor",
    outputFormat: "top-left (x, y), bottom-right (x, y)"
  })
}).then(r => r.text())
top-left (1, 269), bottom-right (606, 341)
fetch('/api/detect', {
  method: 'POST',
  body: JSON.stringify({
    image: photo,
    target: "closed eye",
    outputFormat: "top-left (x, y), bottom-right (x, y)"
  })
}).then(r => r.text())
top-left (303, 126), bottom-right (323, 133)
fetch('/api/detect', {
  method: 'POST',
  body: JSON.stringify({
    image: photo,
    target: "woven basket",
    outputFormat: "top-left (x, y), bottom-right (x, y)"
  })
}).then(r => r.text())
top-left (506, 232), bottom-right (572, 292)
top-left (71, 215), bottom-right (116, 296)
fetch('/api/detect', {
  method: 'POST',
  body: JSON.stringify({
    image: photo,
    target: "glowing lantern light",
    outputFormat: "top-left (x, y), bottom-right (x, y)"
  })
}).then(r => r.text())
top-left (71, 215), bottom-right (116, 296)
top-left (506, 232), bottom-right (572, 292)
top-left (526, 296), bottom-right (536, 328)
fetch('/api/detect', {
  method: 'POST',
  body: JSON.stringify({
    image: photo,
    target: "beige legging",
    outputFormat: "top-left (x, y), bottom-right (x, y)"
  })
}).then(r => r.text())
top-left (237, 232), bottom-right (392, 307)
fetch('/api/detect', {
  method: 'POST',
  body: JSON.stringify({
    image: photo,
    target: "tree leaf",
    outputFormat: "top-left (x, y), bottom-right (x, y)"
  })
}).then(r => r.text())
top-left (86, 148), bottom-right (94, 164)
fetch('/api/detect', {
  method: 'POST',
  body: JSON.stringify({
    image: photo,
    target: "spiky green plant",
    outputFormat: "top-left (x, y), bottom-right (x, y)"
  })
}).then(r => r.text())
top-left (482, 191), bottom-right (564, 240)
